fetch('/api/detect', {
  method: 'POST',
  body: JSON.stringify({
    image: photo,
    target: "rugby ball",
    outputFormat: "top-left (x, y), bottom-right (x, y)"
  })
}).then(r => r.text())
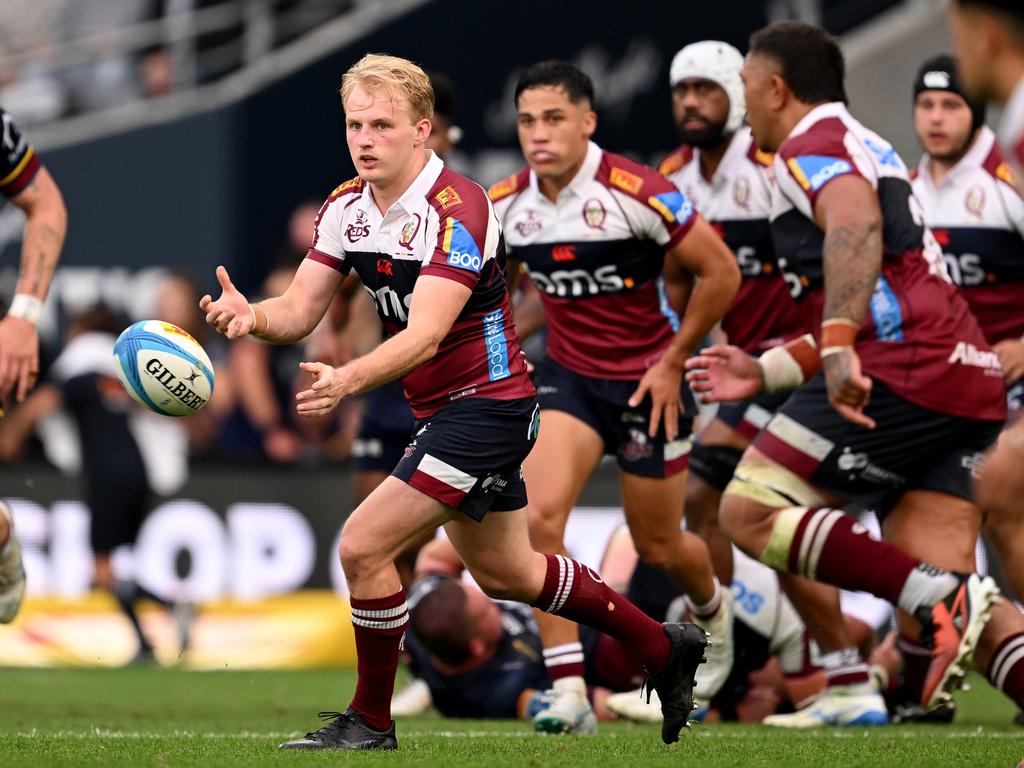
top-left (113, 320), bottom-right (215, 417)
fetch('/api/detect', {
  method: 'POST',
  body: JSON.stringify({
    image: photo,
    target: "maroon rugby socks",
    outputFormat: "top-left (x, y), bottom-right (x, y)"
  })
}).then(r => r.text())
top-left (532, 554), bottom-right (671, 672)
top-left (348, 589), bottom-right (408, 731)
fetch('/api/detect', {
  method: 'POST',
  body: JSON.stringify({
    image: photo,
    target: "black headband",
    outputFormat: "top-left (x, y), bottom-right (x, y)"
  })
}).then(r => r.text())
top-left (913, 54), bottom-right (986, 134)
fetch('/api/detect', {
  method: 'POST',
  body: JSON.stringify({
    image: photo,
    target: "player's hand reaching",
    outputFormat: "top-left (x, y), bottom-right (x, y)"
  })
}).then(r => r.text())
top-left (295, 361), bottom-right (351, 418)
top-left (684, 344), bottom-right (764, 405)
top-left (822, 347), bottom-right (876, 429)
top-left (0, 315), bottom-right (39, 402)
top-left (994, 339), bottom-right (1024, 385)
top-left (629, 358), bottom-right (685, 441)
top-left (200, 266), bottom-right (253, 339)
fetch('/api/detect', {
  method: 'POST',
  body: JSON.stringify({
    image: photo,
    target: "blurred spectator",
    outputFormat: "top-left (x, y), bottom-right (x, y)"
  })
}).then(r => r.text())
top-left (0, 305), bottom-right (192, 662)
top-left (223, 201), bottom-right (351, 463)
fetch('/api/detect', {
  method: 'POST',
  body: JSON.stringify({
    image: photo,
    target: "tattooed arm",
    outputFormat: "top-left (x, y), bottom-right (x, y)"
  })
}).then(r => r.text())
top-left (814, 175), bottom-right (883, 429)
top-left (2, 166), bottom-right (67, 401)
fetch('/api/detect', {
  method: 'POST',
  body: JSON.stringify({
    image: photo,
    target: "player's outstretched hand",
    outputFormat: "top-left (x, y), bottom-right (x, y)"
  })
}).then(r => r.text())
top-left (295, 361), bottom-right (349, 418)
top-left (200, 266), bottom-right (253, 339)
top-left (822, 347), bottom-right (876, 430)
top-left (0, 315), bottom-right (39, 402)
top-left (629, 358), bottom-right (684, 441)
top-left (684, 344), bottom-right (763, 405)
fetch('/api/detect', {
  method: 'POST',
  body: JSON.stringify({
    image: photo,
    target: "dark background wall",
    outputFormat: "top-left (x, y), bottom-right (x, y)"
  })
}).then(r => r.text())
top-left (13, 0), bottom-right (769, 299)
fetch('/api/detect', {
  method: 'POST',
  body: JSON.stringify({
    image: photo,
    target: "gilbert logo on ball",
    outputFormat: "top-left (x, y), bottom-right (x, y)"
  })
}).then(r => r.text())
top-left (113, 320), bottom-right (215, 417)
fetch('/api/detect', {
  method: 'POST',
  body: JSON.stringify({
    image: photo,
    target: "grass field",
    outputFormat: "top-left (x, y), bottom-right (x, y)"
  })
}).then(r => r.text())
top-left (1, 668), bottom-right (1021, 767)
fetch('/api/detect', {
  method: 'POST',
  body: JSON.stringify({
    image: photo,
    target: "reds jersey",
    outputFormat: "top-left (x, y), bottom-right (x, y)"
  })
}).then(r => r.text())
top-left (773, 102), bottom-right (1005, 422)
top-left (0, 107), bottom-right (40, 197)
top-left (489, 141), bottom-right (695, 380)
top-left (661, 127), bottom-right (806, 353)
top-left (308, 152), bottom-right (534, 418)
top-left (912, 127), bottom-right (1024, 343)
top-left (998, 74), bottom-right (1024, 185)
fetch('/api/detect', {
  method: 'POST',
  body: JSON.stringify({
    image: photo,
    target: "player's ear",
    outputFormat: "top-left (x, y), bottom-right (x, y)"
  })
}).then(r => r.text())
top-left (768, 74), bottom-right (788, 110)
top-left (414, 117), bottom-right (432, 146)
top-left (582, 108), bottom-right (597, 139)
top-left (468, 636), bottom-right (487, 659)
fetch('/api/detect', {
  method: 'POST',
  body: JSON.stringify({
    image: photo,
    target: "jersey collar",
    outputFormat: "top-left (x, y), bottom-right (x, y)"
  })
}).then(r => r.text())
top-left (917, 126), bottom-right (996, 191)
top-left (785, 101), bottom-right (848, 144)
top-left (391, 150), bottom-right (445, 214)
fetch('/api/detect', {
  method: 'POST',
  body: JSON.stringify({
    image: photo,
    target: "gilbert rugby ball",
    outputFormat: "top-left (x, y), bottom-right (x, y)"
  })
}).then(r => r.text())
top-left (113, 320), bottom-right (215, 417)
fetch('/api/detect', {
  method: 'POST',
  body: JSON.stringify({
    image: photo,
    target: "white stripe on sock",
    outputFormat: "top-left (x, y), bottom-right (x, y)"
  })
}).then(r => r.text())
top-left (992, 637), bottom-right (1024, 690)
top-left (798, 509), bottom-right (828, 576)
top-left (351, 602), bottom-right (408, 619)
top-left (806, 509), bottom-right (843, 579)
top-left (548, 555), bottom-right (568, 613)
top-left (544, 643), bottom-right (584, 657)
top-left (554, 557), bottom-right (575, 612)
top-left (351, 613), bottom-right (408, 630)
top-left (544, 652), bottom-right (586, 666)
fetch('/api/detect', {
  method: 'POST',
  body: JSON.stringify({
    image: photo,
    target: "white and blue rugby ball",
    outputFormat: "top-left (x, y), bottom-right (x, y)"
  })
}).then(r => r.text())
top-left (113, 320), bottom-right (215, 417)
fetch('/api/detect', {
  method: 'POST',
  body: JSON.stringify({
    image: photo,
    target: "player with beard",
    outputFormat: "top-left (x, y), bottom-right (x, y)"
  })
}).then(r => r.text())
top-left (659, 42), bottom-right (806, 597)
top-left (684, 22), bottom-right (1019, 727)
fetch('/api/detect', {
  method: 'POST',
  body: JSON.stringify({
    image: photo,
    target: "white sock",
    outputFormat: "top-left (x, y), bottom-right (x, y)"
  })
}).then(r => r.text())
top-left (552, 675), bottom-right (586, 697)
top-left (689, 578), bottom-right (723, 619)
top-left (897, 562), bottom-right (959, 615)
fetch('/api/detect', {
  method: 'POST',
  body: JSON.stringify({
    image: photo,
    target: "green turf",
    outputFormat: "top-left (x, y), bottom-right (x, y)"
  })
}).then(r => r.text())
top-left (0, 668), bottom-right (1021, 767)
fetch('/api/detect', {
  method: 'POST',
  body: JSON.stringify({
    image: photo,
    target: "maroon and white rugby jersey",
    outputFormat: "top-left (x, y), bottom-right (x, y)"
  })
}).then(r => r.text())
top-left (308, 151), bottom-right (534, 418)
top-left (773, 102), bottom-right (1005, 422)
top-left (489, 141), bottom-right (696, 380)
top-left (0, 107), bottom-right (40, 198)
top-left (660, 126), bottom-right (806, 354)
top-left (998, 74), bottom-right (1024, 186)
top-left (912, 127), bottom-right (1024, 343)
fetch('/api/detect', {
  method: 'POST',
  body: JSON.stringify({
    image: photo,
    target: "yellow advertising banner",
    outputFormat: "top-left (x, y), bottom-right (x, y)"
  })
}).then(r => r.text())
top-left (0, 591), bottom-right (356, 668)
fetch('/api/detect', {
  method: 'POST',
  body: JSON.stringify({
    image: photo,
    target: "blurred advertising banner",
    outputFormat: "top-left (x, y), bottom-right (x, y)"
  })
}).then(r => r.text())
top-left (0, 462), bottom-right (623, 668)
top-left (0, 592), bottom-right (354, 669)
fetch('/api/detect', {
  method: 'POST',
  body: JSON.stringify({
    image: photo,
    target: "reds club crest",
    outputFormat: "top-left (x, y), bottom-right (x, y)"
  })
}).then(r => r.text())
top-left (346, 209), bottom-right (371, 243)
top-left (399, 213), bottom-right (421, 249)
top-left (965, 185), bottom-right (985, 218)
top-left (515, 209), bottom-right (544, 237)
top-left (734, 177), bottom-right (751, 209)
top-left (582, 198), bottom-right (606, 230)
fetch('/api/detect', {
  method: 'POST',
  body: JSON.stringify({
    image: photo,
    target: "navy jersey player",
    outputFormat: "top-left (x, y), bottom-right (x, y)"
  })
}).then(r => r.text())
top-left (686, 22), bottom-right (1024, 726)
top-left (201, 54), bottom-right (709, 751)
top-left (489, 60), bottom-right (740, 733)
top-left (0, 105), bottom-right (67, 626)
top-left (658, 41), bottom-right (807, 590)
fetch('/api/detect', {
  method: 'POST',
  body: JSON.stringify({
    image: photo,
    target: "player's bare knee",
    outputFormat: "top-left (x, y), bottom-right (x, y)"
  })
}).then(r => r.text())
top-left (337, 530), bottom-right (387, 583)
top-left (526, 505), bottom-right (568, 551)
top-left (631, 533), bottom-right (676, 573)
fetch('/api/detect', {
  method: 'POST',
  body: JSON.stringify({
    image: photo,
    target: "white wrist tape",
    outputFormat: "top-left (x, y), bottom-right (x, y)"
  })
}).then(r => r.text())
top-left (759, 345), bottom-right (808, 393)
top-left (8, 293), bottom-right (42, 325)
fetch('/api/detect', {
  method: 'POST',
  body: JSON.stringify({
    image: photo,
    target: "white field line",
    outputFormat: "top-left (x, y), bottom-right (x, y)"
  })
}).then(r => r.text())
top-left (5, 728), bottom-right (1024, 740)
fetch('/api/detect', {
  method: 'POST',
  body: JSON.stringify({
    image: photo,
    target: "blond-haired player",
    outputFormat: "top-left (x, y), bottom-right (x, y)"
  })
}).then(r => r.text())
top-left (201, 54), bottom-right (709, 751)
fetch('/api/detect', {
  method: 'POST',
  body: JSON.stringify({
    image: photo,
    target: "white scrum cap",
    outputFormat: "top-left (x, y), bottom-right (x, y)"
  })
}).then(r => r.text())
top-left (669, 40), bottom-right (746, 134)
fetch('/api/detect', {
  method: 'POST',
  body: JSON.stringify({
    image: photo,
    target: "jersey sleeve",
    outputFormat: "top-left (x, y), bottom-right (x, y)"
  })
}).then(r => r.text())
top-left (779, 121), bottom-right (870, 208)
top-left (422, 183), bottom-right (494, 289)
top-left (0, 107), bottom-right (41, 198)
top-left (602, 158), bottom-right (697, 249)
top-left (305, 187), bottom-right (352, 274)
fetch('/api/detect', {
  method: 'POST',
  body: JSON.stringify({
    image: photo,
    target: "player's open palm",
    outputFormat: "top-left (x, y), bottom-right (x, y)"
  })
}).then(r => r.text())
top-left (685, 344), bottom-right (763, 405)
top-left (823, 347), bottom-right (876, 429)
top-left (295, 361), bottom-right (347, 419)
top-left (200, 265), bottom-right (253, 339)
